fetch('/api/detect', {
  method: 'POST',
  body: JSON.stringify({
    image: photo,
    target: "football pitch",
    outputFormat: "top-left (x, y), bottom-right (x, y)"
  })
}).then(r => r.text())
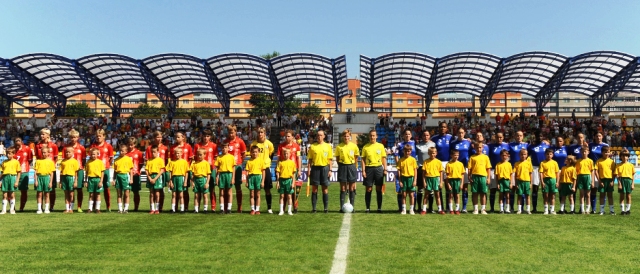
top-left (1, 184), bottom-right (639, 273)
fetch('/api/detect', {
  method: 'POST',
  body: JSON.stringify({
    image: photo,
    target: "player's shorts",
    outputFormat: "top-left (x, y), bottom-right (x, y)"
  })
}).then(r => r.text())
top-left (489, 169), bottom-right (497, 189)
top-left (498, 178), bottom-right (511, 193)
top-left (115, 173), bottom-right (131, 190)
top-left (619, 177), bottom-right (633, 194)
top-left (218, 172), bottom-right (233, 189)
top-left (310, 165), bottom-right (330, 187)
top-left (18, 173), bottom-right (29, 191)
top-left (278, 178), bottom-right (294, 194)
top-left (146, 173), bottom-right (164, 189)
top-left (337, 163), bottom-right (357, 183)
top-left (192, 176), bottom-right (209, 194)
top-left (36, 175), bottom-right (52, 192)
top-left (130, 174), bottom-right (141, 192)
top-left (559, 183), bottom-right (573, 196)
top-left (531, 167), bottom-right (540, 186)
top-left (448, 178), bottom-right (461, 194)
top-left (172, 175), bottom-right (185, 192)
top-left (234, 166), bottom-right (243, 187)
top-left (248, 174), bottom-right (262, 190)
top-left (363, 166), bottom-right (384, 187)
top-left (102, 170), bottom-right (112, 188)
top-left (577, 174), bottom-right (592, 190)
top-left (542, 178), bottom-right (558, 193)
top-left (60, 175), bottom-right (76, 191)
top-left (416, 167), bottom-right (425, 189)
top-left (263, 168), bottom-right (273, 189)
top-left (209, 169), bottom-right (217, 188)
top-left (598, 178), bottom-right (614, 193)
top-left (75, 170), bottom-right (85, 189)
top-left (87, 177), bottom-right (103, 193)
top-left (425, 176), bottom-right (440, 192)
top-left (400, 176), bottom-right (416, 192)
top-left (516, 180), bottom-right (531, 196)
top-left (471, 175), bottom-right (488, 194)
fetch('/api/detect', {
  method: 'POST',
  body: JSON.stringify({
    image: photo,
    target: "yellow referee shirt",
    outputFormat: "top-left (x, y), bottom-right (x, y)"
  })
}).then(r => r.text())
top-left (85, 159), bottom-right (105, 178)
top-left (308, 142), bottom-right (333, 167)
top-left (190, 160), bottom-right (211, 177)
top-left (469, 154), bottom-right (492, 177)
top-left (35, 159), bottom-right (56, 176)
top-left (398, 156), bottom-right (417, 177)
top-left (145, 157), bottom-right (165, 174)
top-left (251, 140), bottom-right (274, 167)
top-left (445, 161), bottom-right (465, 179)
top-left (539, 159), bottom-right (559, 178)
top-left (216, 154), bottom-right (236, 172)
top-left (276, 159), bottom-right (296, 179)
top-left (335, 142), bottom-right (359, 165)
top-left (494, 161), bottom-right (513, 180)
top-left (514, 160), bottom-right (533, 181)
top-left (246, 158), bottom-right (264, 175)
top-left (616, 162), bottom-right (634, 179)
top-left (113, 156), bottom-right (133, 174)
top-left (422, 158), bottom-right (443, 177)
top-left (60, 158), bottom-right (80, 176)
top-left (575, 158), bottom-right (594, 175)
top-left (0, 159), bottom-right (20, 175)
top-left (595, 158), bottom-right (614, 179)
top-left (361, 143), bottom-right (386, 167)
top-left (167, 159), bottom-right (189, 176)
top-left (559, 166), bottom-right (577, 184)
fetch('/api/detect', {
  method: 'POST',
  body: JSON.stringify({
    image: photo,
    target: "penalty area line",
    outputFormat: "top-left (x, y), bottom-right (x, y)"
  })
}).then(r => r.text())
top-left (329, 213), bottom-right (352, 274)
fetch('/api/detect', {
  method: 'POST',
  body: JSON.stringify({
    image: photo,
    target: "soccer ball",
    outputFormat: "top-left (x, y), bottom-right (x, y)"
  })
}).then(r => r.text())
top-left (342, 203), bottom-right (354, 213)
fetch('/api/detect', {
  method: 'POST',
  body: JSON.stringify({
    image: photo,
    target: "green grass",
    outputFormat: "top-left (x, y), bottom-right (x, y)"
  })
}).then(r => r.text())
top-left (1, 184), bottom-right (639, 273)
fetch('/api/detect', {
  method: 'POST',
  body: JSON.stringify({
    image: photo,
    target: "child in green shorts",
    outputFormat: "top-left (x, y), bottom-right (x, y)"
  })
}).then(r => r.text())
top-left (616, 149), bottom-right (634, 215)
top-left (595, 146), bottom-right (615, 215)
top-left (276, 148), bottom-right (296, 215)
top-left (422, 147), bottom-right (443, 214)
top-left (446, 149), bottom-right (465, 215)
top-left (112, 144), bottom-right (134, 213)
top-left (468, 142), bottom-right (492, 215)
top-left (575, 147), bottom-right (594, 214)
top-left (0, 147), bottom-right (21, 214)
top-left (514, 149), bottom-right (533, 214)
top-left (34, 146), bottom-right (55, 214)
top-left (558, 156), bottom-right (577, 214)
top-left (216, 142), bottom-right (236, 214)
top-left (167, 147), bottom-right (189, 213)
top-left (397, 144), bottom-right (417, 215)
top-left (246, 146), bottom-right (265, 215)
top-left (540, 148), bottom-right (560, 215)
top-left (60, 147), bottom-right (80, 214)
top-left (145, 146), bottom-right (165, 214)
top-left (190, 148), bottom-right (211, 213)
top-left (85, 148), bottom-right (106, 214)
top-left (494, 149), bottom-right (513, 214)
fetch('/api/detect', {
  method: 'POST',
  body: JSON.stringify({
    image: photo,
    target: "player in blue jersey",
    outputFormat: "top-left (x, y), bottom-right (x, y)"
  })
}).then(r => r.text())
top-left (528, 131), bottom-right (550, 213)
top-left (431, 122), bottom-right (452, 212)
top-left (415, 130), bottom-right (435, 212)
top-left (552, 136), bottom-right (568, 169)
top-left (395, 129), bottom-right (416, 212)
top-left (589, 132), bottom-right (609, 214)
top-left (488, 132), bottom-right (509, 213)
top-left (451, 128), bottom-right (471, 213)
top-left (508, 131), bottom-right (528, 210)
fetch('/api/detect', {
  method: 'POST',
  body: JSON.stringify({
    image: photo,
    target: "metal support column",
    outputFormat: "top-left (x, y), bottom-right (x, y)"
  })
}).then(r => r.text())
top-left (535, 59), bottom-right (572, 117)
top-left (72, 60), bottom-right (123, 118)
top-left (137, 61), bottom-right (178, 119)
top-left (201, 60), bottom-right (231, 117)
top-left (3, 59), bottom-right (67, 116)
top-left (590, 57), bottom-right (639, 117)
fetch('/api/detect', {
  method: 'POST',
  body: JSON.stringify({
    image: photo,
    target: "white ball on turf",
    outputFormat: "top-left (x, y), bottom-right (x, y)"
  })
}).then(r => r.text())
top-left (342, 203), bottom-right (354, 213)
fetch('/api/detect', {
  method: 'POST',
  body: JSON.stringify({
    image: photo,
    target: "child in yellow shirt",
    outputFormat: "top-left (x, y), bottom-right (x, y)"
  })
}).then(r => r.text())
top-left (397, 145), bottom-right (417, 215)
top-left (246, 146), bottom-right (265, 215)
top-left (276, 148), bottom-right (296, 215)
top-left (0, 147), bottom-right (21, 214)
top-left (145, 146), bottom-right (165, 214)
top-left (113, 144), bottom-right (134, 213)
top-left (595, 146), bottom-right (615, 215)
top-left (190, 149), bottom-right (211, 213)
top-left (34, 146), bottom-right (55, 214)
top-left (216, 142), bottom-right (236, 214)
top-left (616, 149), bottom-right (634, 215)
top-left (575, 147), bottom-right (594, 214)
top-left (422, 147), bottom-right (443, 214)
top-left (445, 149), bottom-right (465, 215)
top-left (514, 149), bottom-right (533, 214)
top-left (468, 142), bottom-right (492, 215)
top-left (494, 149), bottom-right (513, 214)
top-left (85, 148), bottom-right (106, 213)
top-left (167, 147), bottom-right (189, 213)
top-left (558, 156), bottom-right (577, 214)
top-left (60, 147), bottom-right (80, 214)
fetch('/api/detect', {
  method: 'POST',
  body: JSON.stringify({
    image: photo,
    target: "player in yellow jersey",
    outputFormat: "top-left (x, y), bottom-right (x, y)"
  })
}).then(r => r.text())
top-left (246, 145), bottom-right (265, 215)
top-left (335, 130), bottom-right (359, 212)
top-left (468, 141), bottom-right (492, 215)
top-left (539, 148), bottom-right (560, 215)
top-left (494, 150), bottom-right (513, 214)
top-left (307, 130), bottom-right (333, 213)
top-left (445, 149), bottom-right (465, 215)
top-left (276, 148), bottom-right (296, 215)
top-left (0, 147), bottom-right (21, 214)
top-left (216, 142), bottom-right (236, 214)
top-left (34, 146), bottom-right (55, 214)
top-left (397, 145), bottom-right (417, 215)
top-left (616, 149), bottom-right (634, 215)
top-left (422, 147), bottom-right (443, 214)
top-left (595, 146), bottom-right (615, 215)
top-left (514, 149), bottom-right (533, 214)
top-left (558, 156), bottom-right (577, 214)
top-left (113, 144), bottom-right (134, 213)
top-left (59, 147), bottom-right (80, 214)
top-left (145, 146), bottom-right (165, 214)
top-left (167, 148), bottom-right (190, 213)
top-left (85, 148), bottom-right (106, 213)
top-left (191, 149), bottom-right (211, 213)
top-left (575, 147), bottom-right (595, 214)
top-left (360, 130), bottom-right (387, 213)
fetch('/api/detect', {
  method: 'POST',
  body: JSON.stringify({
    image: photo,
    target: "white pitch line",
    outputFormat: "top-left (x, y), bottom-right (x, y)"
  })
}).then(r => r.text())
top-left (329, 213), bottom-right (352, 274)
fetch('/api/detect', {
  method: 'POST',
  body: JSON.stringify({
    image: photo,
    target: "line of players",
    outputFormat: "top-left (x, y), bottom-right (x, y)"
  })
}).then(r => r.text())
top-left (388, 122), bottom-right (634, 215)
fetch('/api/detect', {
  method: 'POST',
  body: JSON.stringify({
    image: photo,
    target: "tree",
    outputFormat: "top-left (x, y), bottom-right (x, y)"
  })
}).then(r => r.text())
top-left (131, 103), bottom-right (166, 118)
top-left (261, 51), bottom-right (280, 60)
top-left (300, 103), bottom-right (321, 119)
top-left (65, 103), bottom-right (95, 118)
top-left (174, 107), bottom-right (219, 119)
top-left (356, 132), bottom-right (371, 151)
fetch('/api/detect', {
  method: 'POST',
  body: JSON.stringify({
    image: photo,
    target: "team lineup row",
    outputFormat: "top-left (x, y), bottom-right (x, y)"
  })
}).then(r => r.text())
top-left (0, 125), bottom-right (634, 216)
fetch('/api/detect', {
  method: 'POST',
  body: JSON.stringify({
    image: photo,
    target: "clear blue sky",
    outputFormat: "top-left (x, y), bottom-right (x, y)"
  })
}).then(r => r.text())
top-left (1, 0), bottom-right (639, 77)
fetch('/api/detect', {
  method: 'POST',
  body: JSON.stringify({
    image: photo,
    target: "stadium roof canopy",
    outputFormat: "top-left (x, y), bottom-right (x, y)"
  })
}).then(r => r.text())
top-left (0, 53), bottom-right (348, 117)
top-left (361, 51), bottom-right (640, 116)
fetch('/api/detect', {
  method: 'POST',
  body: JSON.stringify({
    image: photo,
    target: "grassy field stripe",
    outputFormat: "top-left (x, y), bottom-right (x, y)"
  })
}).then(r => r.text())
top-left (329, 213), bottom-right (352, 274)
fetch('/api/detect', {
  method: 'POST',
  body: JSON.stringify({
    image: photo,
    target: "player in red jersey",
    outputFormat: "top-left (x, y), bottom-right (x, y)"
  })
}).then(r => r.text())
top-left (90, 129), bottom-right (114, 212)
top-left (126, 137), bottom-right (144, 211)
top-left (226, 125), bottom-right (246, 213)
top-left (35, 128), bottom-right (58, 211)
top-left (278, 129), bottom-right (302, 212)
top-left (170, 132), bottom-right (193, 211)
top-left (146, 131), bottom-right (169, 211)
top-left (13, 137), bottom-right (33, 212)
top-left (67, 129), bottom-right (86, 212)
top-left (194, 129), bottom-right (218, 212)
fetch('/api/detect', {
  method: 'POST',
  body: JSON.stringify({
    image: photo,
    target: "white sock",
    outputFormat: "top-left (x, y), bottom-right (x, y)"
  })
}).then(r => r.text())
top-left (526, 205), bottom-right (530, 211)
top-left (256, 206), bottom-right (260, 211)
top-left (586, 205), bottom-right (591, 212)
top-left (410, 205), bottom-right (414, 211)
top-left (180, 204), bottom-right (184, 211)
top-left (437, 205), bottom-right (442, 211)
top-left (500, 204), bottom-right (504, 211)
top-left (280, 204), bottom-right (284, 212)
top-left (251, 205), bottom-right (255, 211)
top-left (456, 204), bottom-right (460, 211)
top-left (560, 204), bottom-right (565, 211)
top-left (519, 205), bottom-right (523, 211)
top-left (45, 203), bottom-right (50, 210)
top-left (37, 203), bottom-right (42, 211)
top-left (118, 203), bottom-right (123, 211)
top-left (89, 201), bottom-right (94, 211)
top-left (195, 206), bottom-right (199, 212)
top-left (422, 205), bottom-right (427, 211)
top-left (288, 205), bottom-right (292, 212)
top-left (544, 205), bottom-right (548, 212)
top-left (506, 204), bottom-right (510, 211)
top-left (550, 206), bottom-right (554, 212)
top-left (600, 205), bottom-right (605, 212)
top-left (2, 200), bottom-right (6, 211)
top-left (581, 204), bottom-right (585, 212)
top-left (66, 204), bottom-right (70, 211)
top-left (228, 203), bottom-right (232, 210)
top-left (96, 201), bottom-right (101, 210)
top-left (481, 205), bottom-right (486, 211)
top-left (10, 199), bottom-right (15, 210)
top-left (449, 203), bottom-right (453, 211)
top-left (627, 204), bottom-right (631, 211)
top-left (570, 204), bottom-right (574, 211)
top-left (151, 203), bottom-right (156, 211)
top-left (172, 204), bottom-right (176, 211)
top-left (155, 203), bottom-right (160, 210)
top-left (402, 204), bottom-right (406, 210)
top-left (203, 205), bottom-right (208, 211)
top-left (621, 204), bottom-right (625, 211)
top-left (71, 202), bottom-right (74, 210)
top-left (124, 204), bottom-right (129, 211)
top-left (609, 205), bottom-right (614, 212)
top-left (474, 205), bottom-right (478, 211)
